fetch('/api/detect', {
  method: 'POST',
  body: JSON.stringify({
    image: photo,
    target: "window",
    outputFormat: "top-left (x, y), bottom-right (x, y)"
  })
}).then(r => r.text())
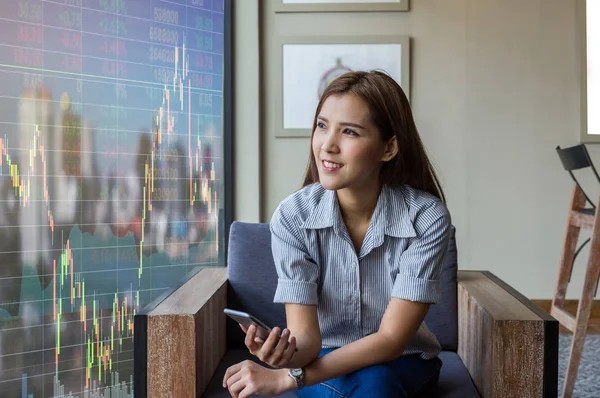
top-left (0, 0), bottom-right (232, 396)
top-left (583, 0), bottom-right (600, 141)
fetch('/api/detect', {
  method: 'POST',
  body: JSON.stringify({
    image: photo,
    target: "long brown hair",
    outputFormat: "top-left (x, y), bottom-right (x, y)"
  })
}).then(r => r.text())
top-left (302, 70), bottom-right (446, 202)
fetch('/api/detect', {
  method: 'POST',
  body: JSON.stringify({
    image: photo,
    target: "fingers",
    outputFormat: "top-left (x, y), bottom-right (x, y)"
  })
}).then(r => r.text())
top-left (259, 328), bottom-right (297, 367)
top-left (278, 335), bottom-right (296, 366)
top-left (224, 360), bottom-right (282, 398)
top-left (240, 323), bottom-right (264, 345)
top-left (260, 327), bottom-right (282, 357)
top-left (238, 385), bottom-right (256, 398)
top-left (244, 325), bottom-right (261, 353)
top-left (271, 331), bottom-right (297, 367)
top-left (225, 372), bottom-right (243, 396)
top-left (268, 328), bottom-right (290, 364)
top-left (243, 325), bottom-right (296, 367)
top-left (222, 362), bottom-right (242, 388)
top-left (228, 377), bottom-right (245, 398)
top-left (224, 360), bottom-right (255, 398)
top-left (230, 379), bottom-right (258, 398)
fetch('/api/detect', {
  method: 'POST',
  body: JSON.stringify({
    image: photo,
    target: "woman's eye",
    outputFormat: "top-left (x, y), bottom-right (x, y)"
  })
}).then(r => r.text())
top-left (317, 121), bottom-right (326, 129)
top-left (344, 128), bottom-right (358, 136)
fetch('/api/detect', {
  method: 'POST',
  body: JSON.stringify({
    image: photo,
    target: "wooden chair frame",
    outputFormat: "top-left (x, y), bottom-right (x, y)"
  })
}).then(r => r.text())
top-left (133, 267), bottom-right (558, 397)
top-left (551, 184), bottom-right (600, 398)
top-left (552, 143), bottom-right (600, 398)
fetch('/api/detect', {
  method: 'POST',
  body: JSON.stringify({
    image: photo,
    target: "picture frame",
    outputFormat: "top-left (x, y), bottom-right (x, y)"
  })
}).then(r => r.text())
top-left (273, 0), bottom-right (410, 13)
top-left (273, 35), bottom-right (410, 138)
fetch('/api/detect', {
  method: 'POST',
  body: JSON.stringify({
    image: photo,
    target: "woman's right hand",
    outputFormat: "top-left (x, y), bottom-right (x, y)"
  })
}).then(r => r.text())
top-left (240, 323), bottom-right (297, 369)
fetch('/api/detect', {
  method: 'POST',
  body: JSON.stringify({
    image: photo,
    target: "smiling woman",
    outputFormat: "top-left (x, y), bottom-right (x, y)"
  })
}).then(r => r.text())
top-left (311, 94), bottom-right (397, 198)
top-left (303, 70), bottom-right (444, 202)
top-left (223, 70), bottom-right (450, 398)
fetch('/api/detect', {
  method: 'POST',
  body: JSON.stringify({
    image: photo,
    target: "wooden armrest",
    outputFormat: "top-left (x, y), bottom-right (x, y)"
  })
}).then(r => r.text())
top-left (457, 270), bottom-right (558, 398)
top-left (134, 267), bottom-right (228, 398)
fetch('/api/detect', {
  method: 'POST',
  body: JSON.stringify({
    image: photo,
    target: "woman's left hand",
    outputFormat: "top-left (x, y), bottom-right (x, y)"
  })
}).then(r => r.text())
top-left (222, 360), bottom-right (294, 398)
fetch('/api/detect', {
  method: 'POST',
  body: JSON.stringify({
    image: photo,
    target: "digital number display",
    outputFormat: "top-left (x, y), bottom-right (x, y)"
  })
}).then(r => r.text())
top-left (0, 0), bottom-right (226, 396)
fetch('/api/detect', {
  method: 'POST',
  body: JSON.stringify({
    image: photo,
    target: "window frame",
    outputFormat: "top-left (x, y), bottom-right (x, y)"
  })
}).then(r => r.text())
top-left (223, 0), bottom-right (234, 260)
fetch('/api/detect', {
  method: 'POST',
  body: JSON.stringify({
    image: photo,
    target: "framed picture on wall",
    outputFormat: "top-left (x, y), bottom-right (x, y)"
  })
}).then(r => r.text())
top-left (274, 35), bottom-right (410, 138)
top-left (273, 0), bottom-right (410, 13)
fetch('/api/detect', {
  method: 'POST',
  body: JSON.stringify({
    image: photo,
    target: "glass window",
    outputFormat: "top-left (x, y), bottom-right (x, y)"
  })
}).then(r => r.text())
top-left (0, 0), bottom-right (232, 396)
top-left (586, 0), bottom-right (600, 138)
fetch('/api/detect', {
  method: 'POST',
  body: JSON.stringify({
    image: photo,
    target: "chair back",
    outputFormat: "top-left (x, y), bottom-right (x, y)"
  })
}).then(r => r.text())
top-left (556, 144), bottom-right (600, 208)
top-left (557, 144), bottom-right (595, 172)
top-left (226, 222), bottom-right (459, 352)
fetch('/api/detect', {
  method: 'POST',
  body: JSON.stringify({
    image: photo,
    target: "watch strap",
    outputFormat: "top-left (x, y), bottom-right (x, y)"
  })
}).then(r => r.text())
top-left (288, 368), bottom-right (305, 390)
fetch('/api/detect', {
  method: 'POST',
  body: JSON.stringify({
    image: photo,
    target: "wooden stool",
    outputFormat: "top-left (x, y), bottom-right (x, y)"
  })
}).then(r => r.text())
top-left (552, 144), bottom-right (600, 398)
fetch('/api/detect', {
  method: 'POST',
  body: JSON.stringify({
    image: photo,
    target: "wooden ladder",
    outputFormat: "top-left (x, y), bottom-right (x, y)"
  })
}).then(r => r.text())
top-left (551, 184), bottom-right (600, 398)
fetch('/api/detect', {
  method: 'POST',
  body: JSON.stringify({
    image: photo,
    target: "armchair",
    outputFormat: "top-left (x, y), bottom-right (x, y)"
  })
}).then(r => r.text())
top-left (134, 221), bottom-right (558, 397)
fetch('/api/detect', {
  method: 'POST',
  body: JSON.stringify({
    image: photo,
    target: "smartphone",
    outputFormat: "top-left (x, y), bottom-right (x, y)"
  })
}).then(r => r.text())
top-left (223, 308), bottom-right (273, 341)
top-left (223, 309), bottom-right (298, 352)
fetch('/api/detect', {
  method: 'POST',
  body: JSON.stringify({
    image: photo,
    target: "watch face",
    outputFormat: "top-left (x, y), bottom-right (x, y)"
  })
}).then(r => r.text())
top-left (291, 368), bottom-right (303, 377)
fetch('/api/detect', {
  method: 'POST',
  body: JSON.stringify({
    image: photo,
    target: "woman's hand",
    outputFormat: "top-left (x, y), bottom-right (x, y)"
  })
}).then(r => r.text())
top-left (240, 324), bottom-right (297, 368)
top-left (222, 360), bottom-right (295, 398)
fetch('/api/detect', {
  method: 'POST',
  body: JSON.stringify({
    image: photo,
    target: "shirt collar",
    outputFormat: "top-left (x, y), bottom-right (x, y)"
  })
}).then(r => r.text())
top-left (300, 185), bottom-right (417, 240)
top-left (382, 185), bottom-right (417, 239)
top-left (364, 185), bottom-right (416, 255)
top-left (300, 188), bottom-right (339, 230)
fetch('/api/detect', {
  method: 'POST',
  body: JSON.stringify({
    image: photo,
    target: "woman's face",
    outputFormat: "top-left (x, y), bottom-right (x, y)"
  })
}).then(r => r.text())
top-left (312, 94), bottom-right (397, 192)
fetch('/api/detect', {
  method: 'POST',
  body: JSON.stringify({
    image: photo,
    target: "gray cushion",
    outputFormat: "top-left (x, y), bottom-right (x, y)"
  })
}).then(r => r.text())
top-left (424, 226), bottom-right (458, 351)
top-left (226, 222), bottom-right (458, 351)
top-left (226, 222), bottom-right (288, 348)
top-left (201, 349), bottom-right (480, 398)
top-left (437, 351), bottom-right (481, 397)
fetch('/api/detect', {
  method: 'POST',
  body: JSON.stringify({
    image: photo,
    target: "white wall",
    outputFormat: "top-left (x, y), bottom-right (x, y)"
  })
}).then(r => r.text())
top-left (235, 0), bottom-right (596, 299)
top-left (233, 0), bottom-right (261, 222)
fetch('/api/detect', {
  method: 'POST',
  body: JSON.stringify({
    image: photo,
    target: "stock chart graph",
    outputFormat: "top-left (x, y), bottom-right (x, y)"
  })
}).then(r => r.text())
top-left (0, 0), bottom-right (227, 397)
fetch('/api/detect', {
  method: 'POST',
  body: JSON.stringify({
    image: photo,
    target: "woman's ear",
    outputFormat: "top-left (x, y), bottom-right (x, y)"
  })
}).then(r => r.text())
top-left (381, 136), bottom-right (398, 162)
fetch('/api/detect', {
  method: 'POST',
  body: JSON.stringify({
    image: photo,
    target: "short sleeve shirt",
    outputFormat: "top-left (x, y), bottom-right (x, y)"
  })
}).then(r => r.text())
top-left (269, 183), bottom-right (452, 360)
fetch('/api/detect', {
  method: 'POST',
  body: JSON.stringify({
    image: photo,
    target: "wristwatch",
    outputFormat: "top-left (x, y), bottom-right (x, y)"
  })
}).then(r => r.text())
top-left (288, 368), bottom-right (305, 390)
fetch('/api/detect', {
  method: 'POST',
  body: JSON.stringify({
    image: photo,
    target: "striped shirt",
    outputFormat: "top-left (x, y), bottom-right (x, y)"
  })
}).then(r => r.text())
top-left (270, 183), bottom-right (451, 360)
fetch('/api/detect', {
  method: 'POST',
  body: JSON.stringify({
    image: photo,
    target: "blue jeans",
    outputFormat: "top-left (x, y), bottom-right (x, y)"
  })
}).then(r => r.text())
top-left (296, 348), bottom-right (442, 398)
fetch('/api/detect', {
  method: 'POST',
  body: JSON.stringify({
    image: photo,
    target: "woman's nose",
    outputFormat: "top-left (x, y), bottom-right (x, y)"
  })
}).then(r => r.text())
top-left (321, 132), bottom-right (339, 153)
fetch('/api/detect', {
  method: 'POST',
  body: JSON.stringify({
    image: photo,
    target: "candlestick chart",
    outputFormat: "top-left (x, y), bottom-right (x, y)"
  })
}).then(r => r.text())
top-left (0, 0), bottom-right (226, 397)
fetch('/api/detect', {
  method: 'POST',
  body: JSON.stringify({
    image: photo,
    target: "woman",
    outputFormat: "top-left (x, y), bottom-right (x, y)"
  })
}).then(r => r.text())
top-left (223, 70), bottom-right (451, 398)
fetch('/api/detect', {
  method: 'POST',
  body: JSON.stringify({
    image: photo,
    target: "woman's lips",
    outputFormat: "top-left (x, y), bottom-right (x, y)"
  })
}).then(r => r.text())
top-left (322, 160), bottom-right (342, 172)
